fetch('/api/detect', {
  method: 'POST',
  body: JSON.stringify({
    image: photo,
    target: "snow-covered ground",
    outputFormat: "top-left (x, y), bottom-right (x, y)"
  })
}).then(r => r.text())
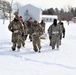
top-left (0, 19), bottom-right (76, 75)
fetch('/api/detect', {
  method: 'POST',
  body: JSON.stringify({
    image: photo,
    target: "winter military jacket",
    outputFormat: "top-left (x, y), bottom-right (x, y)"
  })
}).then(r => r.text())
top-left (59, 24), bottom-right (65, 38)
top-left (40, 22), bottom-right (45, 29)
top-left (25, 21), bottom-right (33, 34)
top-left (58, 22), bottom-right (65, 38)
top-left (48, 24), bottom-right (62, 38)
top-left (40, 22), bottom-right (45, 33)
top-left (8, 18), bottom-right (23, 35)
top-left (21, 22), bottom-right (28, 35)
top-left (31, 23), bottom-right (43, 38)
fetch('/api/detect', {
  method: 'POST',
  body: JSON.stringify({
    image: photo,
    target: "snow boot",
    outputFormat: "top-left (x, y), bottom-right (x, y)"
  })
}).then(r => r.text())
top-left (39, 46), bottom-right (41, 53)
top-left (12, 47), bottom-right (16, 51)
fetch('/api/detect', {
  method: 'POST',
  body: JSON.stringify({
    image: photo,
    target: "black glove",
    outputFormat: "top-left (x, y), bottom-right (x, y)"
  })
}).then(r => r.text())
top-left (23, 22), bottom-right (24, 25)
top-left (49, 36), bottom-right (52, 40)
top-left (22, 32), bottom-right (24, 37)
top-left (63, 35), bottom-right (65, 38)
top-left (11, 29), bottom-right (14, 32)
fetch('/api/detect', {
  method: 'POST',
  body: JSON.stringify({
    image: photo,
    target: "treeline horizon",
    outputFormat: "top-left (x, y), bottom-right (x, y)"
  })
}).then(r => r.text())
top-left (42, 7), bottom-right (76, 21)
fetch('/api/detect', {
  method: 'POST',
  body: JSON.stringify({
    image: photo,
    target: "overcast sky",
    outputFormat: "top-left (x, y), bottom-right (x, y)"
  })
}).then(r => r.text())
top-left (7, 0), bottom-right (76, 9)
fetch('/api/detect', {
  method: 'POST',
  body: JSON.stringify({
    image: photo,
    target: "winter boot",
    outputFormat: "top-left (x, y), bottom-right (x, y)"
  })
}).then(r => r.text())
top-left (17, 46), bottom-right (21, 51)
top-left (39, 46), bottom-right (41, 53)
top-left (12, 47), bottom-right (16, 51)
top-left (34, 46), bottom-right (38, 52)
top-left (52, 46), bottom-right (55, 50)
top-left (22, 43), bottom-right (25, 47)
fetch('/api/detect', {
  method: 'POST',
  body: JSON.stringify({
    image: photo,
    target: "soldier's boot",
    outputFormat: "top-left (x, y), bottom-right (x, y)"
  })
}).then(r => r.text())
top-left (39, 46), bottom-right (41, 53)
top-left (22, 43), bottom-right (25, 47)
top-left (30, 39), bottom-right (32, 41)
top-left (12, 47), bottom-right (16, 51)
top-left (17, 45), bottom-right (21, 51)
top-left (25, 35), bottom-right (27, 40)
top-left (49, 42), bottom-right (51, 46)
top-left (29, 35), bottom-right (32, 41)
top-left (34, 46), bottom-right (38, 52)
top-left (52, 45), bottom-right (55, 50)
top-left (59, 40), bottom-right (61, 45)
top-left (17, 47), bottom-right (20, 51)
top-left (39, 47), bottom-right (41, 53)
top-left (12, 43), bottom-right (16, 51)
top-left (57, 43), bottom-right (59, 50)
top-left (52, 47), bottom-right (55, 50)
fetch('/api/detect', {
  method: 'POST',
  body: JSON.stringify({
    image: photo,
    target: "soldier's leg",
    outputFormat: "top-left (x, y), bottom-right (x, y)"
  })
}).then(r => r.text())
top-left (12, 34), bottom-right (16, 51)
top-left (37, 38), bottom-right (41, 52)
top-left (56, 39), bottom-right (60, 49)
top-left (17, 35), bottom-right (22, 50)
top-left (43, 28), bottom-right (45, 33)
top-left (21, 36), bottom-right (25, 47)
top-left (25, 35), bottom-right (28, 40)
top-left (29, 35), bottom-right (32, 41)
top-left (12, 42), bottom-right (16, 51)
top-left (59, 34), bottom-right (62, 45)
top-left (32, 38), bottom-right (38, 52)
top-left (51, 41), bottom-right (55, 50)
top-left (59, 40), bottom-right (61, 45)
top-left (49, 36), bottom-right (52, 46)
top-left (17, 41), bottom-right (21, 50)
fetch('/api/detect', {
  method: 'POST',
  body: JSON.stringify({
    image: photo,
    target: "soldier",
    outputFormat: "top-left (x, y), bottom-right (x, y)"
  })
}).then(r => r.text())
top-left (8, 15), bottom-right (24, 51)
top-left (48, 19), bottom-right (62, 49)
top-left (31, 20), bottom-right (43, 52)
top-left (58, 20), bottom-right (65, 38)
top-left (40, 20), bottom-right (45, 34)
top-left (58, 20), bottom-right (65, 45)
top-left (19, 16), bottom-right (26, 47)
top-left (25, 17), bottom-right (33, 41)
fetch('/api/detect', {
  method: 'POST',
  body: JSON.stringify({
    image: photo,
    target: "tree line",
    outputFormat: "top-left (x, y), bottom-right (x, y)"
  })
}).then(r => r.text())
top-left (0, 0), bottom-right (11, 13)
top-left (42, 7), bottom-right (76, 21)
top-left (0, 0), bottom-right (76, 22)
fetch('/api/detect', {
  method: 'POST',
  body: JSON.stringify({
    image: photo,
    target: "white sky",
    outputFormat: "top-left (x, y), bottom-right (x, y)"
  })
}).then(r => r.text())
top-left (6, 0), bottom-right (76, 9)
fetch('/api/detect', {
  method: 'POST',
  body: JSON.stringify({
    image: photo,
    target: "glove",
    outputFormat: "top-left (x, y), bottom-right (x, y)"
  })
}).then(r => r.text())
top-left (49, 36), bottom-right (52, 40)
top-left (22, 32), bottom-right (24, 37)
top-left (11, 29), bottom-right (14, 32)
top-left (63, 35), bottom-right (65, 38)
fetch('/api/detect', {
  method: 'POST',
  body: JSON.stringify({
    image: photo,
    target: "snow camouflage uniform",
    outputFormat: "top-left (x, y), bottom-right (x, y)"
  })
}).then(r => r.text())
top-left (40, 20), bottom-right (45, 34)
top-left (48, 19), bottom-right (62, 49)
top-left (8, 16), bottom-right (24, 51)
top-left (31, 20), bottom-right (43, 52)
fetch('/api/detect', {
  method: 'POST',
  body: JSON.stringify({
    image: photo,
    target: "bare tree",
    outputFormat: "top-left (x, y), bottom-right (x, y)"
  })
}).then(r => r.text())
top-left (2, 1), bottom-right (6, 24)
top-left (13, 2), bottom-right (21, 15)
top-left (0, 0), bottom-right (11, 24)
top-left (9, 0), bottom-right (13, 23)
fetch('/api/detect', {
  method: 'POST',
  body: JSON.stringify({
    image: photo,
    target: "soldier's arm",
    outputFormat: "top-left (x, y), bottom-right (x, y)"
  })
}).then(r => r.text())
top-left (62, 26), bottom-right (65, 38)
top-left (18, 20), bottom-right (23, 30)
top-left (8, 22), bottom-right (13, 32)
